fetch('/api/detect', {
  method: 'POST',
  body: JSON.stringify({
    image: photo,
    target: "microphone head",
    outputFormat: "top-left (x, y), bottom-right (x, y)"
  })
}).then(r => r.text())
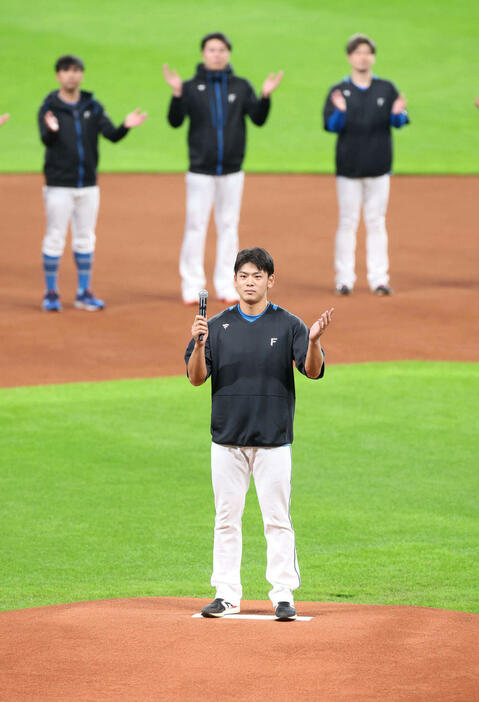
top-left (198, 289), bottom-right (208, 300)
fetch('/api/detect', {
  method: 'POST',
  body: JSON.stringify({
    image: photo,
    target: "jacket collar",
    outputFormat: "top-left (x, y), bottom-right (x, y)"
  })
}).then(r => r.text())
top-left (195, 63), bottom-right (233, 80)
top-left (45, 90), bottom-right (94, 111)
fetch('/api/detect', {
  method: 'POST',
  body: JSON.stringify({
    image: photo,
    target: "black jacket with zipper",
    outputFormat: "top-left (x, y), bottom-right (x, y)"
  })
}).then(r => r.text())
top-left (38, 90), bottom-right (129, 187)
top-left (168, 63), bottom-right (270, 176)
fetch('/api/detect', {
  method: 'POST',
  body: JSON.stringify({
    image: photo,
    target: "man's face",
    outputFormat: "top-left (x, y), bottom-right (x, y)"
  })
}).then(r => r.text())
top-left (202, 39), bottom-right (230, 71)
top-left (56, 65), bottom-right (83, 92)
top-left (234, 262), bottom-right (274, 305)
top-left (347, 43), bottom-right (375, 72)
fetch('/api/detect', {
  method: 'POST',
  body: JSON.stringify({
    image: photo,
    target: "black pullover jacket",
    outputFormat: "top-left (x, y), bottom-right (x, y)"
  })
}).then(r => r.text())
top-left (168, 63), bottom-right (270, 176)
top-left (323, 78), bottom-right (409, 178)
top-left (38, 90), bottom-right (129, 187)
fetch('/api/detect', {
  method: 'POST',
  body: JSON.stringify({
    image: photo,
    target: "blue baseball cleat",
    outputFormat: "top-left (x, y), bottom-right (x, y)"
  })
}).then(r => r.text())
top-left (74, 290), bottom-right (105, 311)
top-left (41, 290), bottom-right (62, 312)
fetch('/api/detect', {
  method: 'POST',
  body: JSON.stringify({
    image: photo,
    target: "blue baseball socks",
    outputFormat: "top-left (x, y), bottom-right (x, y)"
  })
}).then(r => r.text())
top-left (74, 251), bottom-right (93, 296)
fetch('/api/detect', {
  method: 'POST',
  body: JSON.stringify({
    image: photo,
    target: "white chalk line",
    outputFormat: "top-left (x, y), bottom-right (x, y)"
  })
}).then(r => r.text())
top-left (192, 613), bottom-right (313, 621)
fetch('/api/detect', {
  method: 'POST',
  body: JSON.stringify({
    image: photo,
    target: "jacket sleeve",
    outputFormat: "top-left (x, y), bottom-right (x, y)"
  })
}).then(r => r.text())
top-left (38, 104), bottom-right (59, 146)
top-left (96, 102), bottom-right (129, 143)
top-left (389, 82), bottom-right (410, 129)
top-left (168, 95), bottom-right (188, 127)
top-left (244, 81), bottom-right (270, 126)
top-left (323, 87), bottom-right (343, 132)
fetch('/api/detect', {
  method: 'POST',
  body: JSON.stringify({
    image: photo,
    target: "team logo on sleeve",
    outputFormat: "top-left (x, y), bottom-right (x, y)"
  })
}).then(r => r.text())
top-left (377, 97), bottom-right (385, 106)
top-left (270, 337), bottom-right (278, 346)
top-left (222, 324), bottom-right (229, 330)
top-left (197, 84), bottom-right (206, 91)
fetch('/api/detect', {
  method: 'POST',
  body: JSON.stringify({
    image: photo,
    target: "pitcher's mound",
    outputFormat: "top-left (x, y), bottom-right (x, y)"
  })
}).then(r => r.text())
top-left (1, 597), bottom-right (477, 701)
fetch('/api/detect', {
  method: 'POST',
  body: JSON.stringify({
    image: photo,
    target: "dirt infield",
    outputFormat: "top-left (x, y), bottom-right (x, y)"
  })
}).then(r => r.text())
top-left (0, 174), bottom-right (477, 388)
top-left (1, 598), bottom-right (478, 702)
top-left (1, 174), bottom-right (478, 701)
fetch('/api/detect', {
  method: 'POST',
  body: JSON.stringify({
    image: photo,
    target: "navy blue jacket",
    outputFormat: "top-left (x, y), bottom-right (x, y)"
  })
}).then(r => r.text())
top-left (323, 78), bottom-right (409, 178)
top-left (38, 90), bottom-right (129, 187)
top-left (168, 64), bottom-right (270, 176)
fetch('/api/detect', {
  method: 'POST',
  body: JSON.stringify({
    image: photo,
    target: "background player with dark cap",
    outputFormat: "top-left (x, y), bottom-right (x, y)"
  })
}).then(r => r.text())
top-left (164, 33), bottom-right (283, 305)
top-left (323, 34), bottom-right (409, 297)
top-left (38, 54), bottom-right (147, 311)
top-left (185, 247), bottom-right (333, 620)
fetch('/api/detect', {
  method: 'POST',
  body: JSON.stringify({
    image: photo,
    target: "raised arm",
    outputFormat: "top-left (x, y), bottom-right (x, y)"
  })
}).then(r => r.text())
top-left (38, 108), bottom-right (60, 146)
top-left (187, 315), bottom-right (209, 386)
top-left (390, 93), bottom-right (409, 128)
top-left (244, 71), bottom-right (283, 126)
top-left (98, 103), bottom-right (146, 143)
top-left (163, 63), bottom-right (187, 127)
top-left (304, 308), bottom-right (334, 378)
top-left (324, 89), bottom-right (347, 133)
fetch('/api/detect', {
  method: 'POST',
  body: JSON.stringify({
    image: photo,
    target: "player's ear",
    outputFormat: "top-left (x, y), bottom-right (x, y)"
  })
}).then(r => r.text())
top-left (267, 274), bottom-right (275, 289)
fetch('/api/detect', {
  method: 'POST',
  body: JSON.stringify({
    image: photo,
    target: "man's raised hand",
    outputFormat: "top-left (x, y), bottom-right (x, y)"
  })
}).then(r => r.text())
top-left (163, 64), bottom-right (183, 97)
top-left (44, 110), bottom-right (59, 132)
top-left (331, 89), bottom-right (347, 112)
top-left (309, 308), bottom-right (334, 342)
top-left (0, 113), bottom-right (10, 126)
top-left (262, 71), bottom-right (284, 98)
top-left (124, 108), bottom-right (148, 128)
top-left (392, 93), bottom-right (407, 115)
top-left (192, 314), bottom-right (208, 346)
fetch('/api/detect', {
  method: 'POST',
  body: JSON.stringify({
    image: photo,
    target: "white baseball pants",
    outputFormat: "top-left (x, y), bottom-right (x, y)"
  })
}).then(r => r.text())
top-left (180, 171), bottom-right (245, 302)
top-left (335, 174), bottom-right (390, 290)
top-left (210, 442), bottom-right (300, 607)
top-left (42, 185), bottom-right (100, 257)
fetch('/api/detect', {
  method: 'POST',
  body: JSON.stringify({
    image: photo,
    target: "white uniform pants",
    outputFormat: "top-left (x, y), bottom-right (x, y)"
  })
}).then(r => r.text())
top-left (335, 174), bottom-right (390, 290)
top-left (42, 185), bottom-right (100, 257)
top-left (180, 171), bottom-right (245, 302)
top-left (210, 442), bottom-right (300, 607)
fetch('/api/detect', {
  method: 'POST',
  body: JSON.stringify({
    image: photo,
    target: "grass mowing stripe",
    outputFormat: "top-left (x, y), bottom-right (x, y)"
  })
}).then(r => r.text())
top-left (0, 361), bottom-right (477, 612)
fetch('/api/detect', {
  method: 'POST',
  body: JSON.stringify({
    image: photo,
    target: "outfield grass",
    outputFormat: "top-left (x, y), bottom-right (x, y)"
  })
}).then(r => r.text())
top-left (1, 361), bottom-right (477, 613)
top-left (0, 0), bottom-right (478, 174)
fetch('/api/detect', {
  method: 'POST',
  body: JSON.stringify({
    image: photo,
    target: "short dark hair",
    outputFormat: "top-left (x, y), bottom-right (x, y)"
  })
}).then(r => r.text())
top-left (234, 247), bottom-right (274, 276)
top-left (55, 55), bottom-right (85, 72)
top-left (201, 32), bottom-right (232, 51)
top-left (346, 34), bottom-right (376, 55)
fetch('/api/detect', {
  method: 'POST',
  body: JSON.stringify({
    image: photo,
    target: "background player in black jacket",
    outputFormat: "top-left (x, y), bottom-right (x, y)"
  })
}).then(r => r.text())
top-left (323, 34), bottom-right (409, 296)
top-left (38, 55), bottom-right (147, 311)
top-left (164, 33), bottom-right (283, 305)
top-left (185, 247), bottom-right (333, 620)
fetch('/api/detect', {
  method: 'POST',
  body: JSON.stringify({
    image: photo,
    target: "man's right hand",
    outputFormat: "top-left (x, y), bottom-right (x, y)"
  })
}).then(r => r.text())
top-left (0, 113), bottom-right (10, 126)
top-left (331, 89), bottom-right (347, 112)
top-left (163, 64), bottom-right (183, 97)
top-left (192, 315), bottom-right (208, 346)
top-left (44, 111), bottom-right (60, 132)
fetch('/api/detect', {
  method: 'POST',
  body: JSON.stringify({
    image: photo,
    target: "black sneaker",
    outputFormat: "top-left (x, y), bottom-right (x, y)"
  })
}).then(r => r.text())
top-left (274, 601), bottom-right (297, 621)
top-left (335, 285), bottom-right (351, 296)
top-left (374, 285), bottom-right (393, 296)
top-left (201, 598), bottom-right (240, 618)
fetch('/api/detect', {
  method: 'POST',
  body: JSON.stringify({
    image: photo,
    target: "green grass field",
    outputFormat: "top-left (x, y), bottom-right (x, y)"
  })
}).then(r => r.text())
top-left (1, 0), bottom-right (478, 174)
top-left (1, 361), bottom-right (478, 613)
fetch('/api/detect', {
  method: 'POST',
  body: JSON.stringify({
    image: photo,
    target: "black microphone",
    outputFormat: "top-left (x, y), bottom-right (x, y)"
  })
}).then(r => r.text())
top-left (198, 289), bottom-right (208, 341)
